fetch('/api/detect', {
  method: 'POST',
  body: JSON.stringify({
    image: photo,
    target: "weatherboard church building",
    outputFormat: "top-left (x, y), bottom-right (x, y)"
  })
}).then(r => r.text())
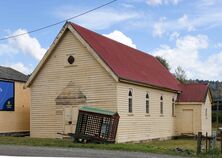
top-left (25, 22), bottom-right (212, 143)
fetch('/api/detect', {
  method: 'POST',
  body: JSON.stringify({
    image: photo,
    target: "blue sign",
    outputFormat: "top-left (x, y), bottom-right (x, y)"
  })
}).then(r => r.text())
top-left (0, 81), bottom-right (14, 111)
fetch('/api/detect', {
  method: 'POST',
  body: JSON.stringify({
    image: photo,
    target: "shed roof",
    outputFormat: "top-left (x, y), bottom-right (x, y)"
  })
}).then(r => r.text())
top-left (0, 66), bottom-right (29, 82)
top-left (70, 22), bottom-right (180, 92)
top-left (177, 83), bottom-right (209, 102)
top-left (79, 106), bottom-right (116, 116)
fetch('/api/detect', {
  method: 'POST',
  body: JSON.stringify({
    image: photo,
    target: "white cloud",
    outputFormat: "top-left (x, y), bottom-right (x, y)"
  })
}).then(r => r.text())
top-left (170, 32), bottom-right (180, 40)
top-left (153, 17), bottom-right (166, 37)
top-left (151, 6), bottom-right (222, 37)
top-left (152, 15), bottom-right (196, 37)
top-left (152, 34), bottom-right (222, 80)
top-left (103, 30), bottom-right (137, 48)
top-left (215, 42), bottom-right (222, 48)
top-left (0, 29), bottom-right (46, 60)
top-left (146, 0), bottom-right (180, 6)
top-left (55, 7), bottom-right (141, 30)
top-left (178, 15), bottom-right (195, 31)
top-left (4, 62), bottom-right (33, 75)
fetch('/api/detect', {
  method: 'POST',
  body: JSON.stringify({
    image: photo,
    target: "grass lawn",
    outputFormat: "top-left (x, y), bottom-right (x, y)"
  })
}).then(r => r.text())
top-left (0, 137), bottom-right (220, 157)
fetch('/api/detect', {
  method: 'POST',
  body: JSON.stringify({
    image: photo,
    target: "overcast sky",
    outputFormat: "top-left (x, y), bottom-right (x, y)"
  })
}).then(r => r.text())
top-left (0, 0), bottom-right (222, 81)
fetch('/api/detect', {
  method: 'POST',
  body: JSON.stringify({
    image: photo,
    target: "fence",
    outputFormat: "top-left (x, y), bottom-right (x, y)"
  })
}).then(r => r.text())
top-left (196, 132), bottom-right (217, 155)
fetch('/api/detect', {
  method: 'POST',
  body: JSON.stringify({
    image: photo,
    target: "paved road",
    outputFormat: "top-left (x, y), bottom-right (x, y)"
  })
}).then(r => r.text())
top-left (0, 145), bottom-right (186, 158)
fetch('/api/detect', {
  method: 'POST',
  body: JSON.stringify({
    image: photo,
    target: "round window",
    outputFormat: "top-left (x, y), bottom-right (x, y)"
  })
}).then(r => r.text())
top-left (67, 55), bottom-right (75, 64)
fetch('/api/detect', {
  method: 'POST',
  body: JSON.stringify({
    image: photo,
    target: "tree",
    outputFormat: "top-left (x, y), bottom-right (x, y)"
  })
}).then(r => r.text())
top-left (155, 56), bottom-right (170, 71)
top-left (174, 66), bottom-right (187, 83)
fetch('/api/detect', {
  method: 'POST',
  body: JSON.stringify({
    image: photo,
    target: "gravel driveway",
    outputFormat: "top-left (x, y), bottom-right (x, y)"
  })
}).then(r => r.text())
top-left (0, 145), bottom-right (187, 158)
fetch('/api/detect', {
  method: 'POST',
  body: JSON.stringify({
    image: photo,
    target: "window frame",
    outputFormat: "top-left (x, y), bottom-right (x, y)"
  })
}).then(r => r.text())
top-left (172, 98), bottom-right (175, 117)
top-left (146, 93), bottom-right (150, 114)
top-left (128, 89), bottom-right (133, 113)
top-left (205, 108), bottom-right (208, 119)
top-left (160, 95), bottom-right (163, 115)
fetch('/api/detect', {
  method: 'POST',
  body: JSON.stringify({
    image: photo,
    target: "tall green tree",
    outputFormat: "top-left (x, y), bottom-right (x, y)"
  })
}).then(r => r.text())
top-left (155, 56), bottom-right (170, 71)
top-left (174, 66), bottom-right (187, 83)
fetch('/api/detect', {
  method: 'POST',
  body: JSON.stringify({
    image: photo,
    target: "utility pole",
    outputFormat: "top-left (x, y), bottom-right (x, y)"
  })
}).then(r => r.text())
top-left (217, 100), bottom-right (219, 128)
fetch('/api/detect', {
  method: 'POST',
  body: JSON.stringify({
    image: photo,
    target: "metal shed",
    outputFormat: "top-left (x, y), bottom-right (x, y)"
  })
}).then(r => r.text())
top-left (73, 106), bottom-right (119, 143)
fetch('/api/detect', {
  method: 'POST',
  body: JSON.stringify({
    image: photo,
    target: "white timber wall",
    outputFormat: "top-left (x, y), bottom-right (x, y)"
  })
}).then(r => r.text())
top-left (201, 92), bottom-right (212, 135)
top-left (116, 82), bottom-right (177, 143)
top-left (30, 30), bottom-right (117, 138)
top-left (175, 103), bottom-right (202, 135)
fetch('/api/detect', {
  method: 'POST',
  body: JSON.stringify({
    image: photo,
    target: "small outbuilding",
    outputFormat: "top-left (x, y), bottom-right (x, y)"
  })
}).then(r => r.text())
top-left (0, 66), bottom-right (30, 136)
top-left (176, 83), bottom-right (212, 135)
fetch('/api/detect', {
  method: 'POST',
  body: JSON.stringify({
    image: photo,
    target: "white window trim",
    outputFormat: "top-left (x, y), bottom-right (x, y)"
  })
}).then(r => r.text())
top-left (128, 89), bottom-right (133, 114)
top-left (160, 95), bottom-right (163, 115)
top-left (172, 97), bottom-right (175, 117)
top-left (145, 92), bottom-right (150, 114)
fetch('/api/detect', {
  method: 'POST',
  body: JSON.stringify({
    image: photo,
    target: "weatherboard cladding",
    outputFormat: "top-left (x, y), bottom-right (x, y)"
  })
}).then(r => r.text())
top-left (0, 66), bottom-right (29, 82)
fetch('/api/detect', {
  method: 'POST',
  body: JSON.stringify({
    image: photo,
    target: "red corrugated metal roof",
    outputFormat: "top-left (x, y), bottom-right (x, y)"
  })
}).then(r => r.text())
top-left (70, 22), bottom-right (180, 91)
top-left (177, 83), bottom-right (209, 102)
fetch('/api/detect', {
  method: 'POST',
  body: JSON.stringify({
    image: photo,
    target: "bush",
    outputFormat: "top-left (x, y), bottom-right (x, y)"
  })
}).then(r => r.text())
top-left (212, 111), bottom-right (222, 123)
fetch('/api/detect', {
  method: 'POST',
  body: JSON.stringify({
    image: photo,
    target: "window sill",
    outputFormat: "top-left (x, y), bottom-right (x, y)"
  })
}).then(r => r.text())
top-left (127, 113), bottom-right (134, 116)
top-left (160, 114), bottom-right (164, 117)
top-left (145, 114), bottom-right (150, 117)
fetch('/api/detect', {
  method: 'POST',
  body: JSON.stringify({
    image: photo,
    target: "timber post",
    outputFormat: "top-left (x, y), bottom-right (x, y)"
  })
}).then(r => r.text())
top-left (206, 132), bottom-right (208, 153)
top-left (219, 128), bottom-right (222, 154)
top-left (197, 132), bottom-right (202, 155)
top-left (221, 130), bottom-right (222, 154)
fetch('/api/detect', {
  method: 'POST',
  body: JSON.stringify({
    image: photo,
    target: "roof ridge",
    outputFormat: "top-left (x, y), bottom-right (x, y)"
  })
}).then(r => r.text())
top-left (182, 83), bottom-right (208, 85)
top-left (69, 22), bottom-right (154, 58)
top-left (0, 65), bottom-right (10, 69)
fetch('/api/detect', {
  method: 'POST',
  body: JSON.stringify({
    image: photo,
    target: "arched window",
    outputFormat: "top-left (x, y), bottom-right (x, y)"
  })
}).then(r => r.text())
top-left (172, 98), bottom-right (175, 116)
top-left (128, 89), bottom-right (133, 113)
top-left (160, 96), bottom-right (163, 114)
top-left (146, 93), bottom-right (149, 114)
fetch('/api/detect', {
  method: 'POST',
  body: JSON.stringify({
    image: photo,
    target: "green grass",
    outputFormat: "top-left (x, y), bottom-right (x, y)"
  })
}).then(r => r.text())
top-left (0, 137), bottom-right (220, 157)
top-left (0, 137), bottom-right (196, 156)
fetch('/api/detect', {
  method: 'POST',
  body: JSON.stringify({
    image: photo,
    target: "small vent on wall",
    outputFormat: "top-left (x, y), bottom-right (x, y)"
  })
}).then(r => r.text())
top-left (65, 54), bottom-right (76, 67)
top-left (68, 55), bottom-right (75, 64)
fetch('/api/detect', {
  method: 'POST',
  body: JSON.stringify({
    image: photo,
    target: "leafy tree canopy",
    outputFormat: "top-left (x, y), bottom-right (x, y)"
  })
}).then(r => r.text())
top-left (174, 66), bottom-right (187, 83)
top-left (155, 56), bottom-right (170, 71)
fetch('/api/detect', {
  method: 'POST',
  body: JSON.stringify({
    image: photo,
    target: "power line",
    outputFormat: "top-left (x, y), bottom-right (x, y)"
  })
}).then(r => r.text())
top-left (0, 0), bottom-right (117, 41)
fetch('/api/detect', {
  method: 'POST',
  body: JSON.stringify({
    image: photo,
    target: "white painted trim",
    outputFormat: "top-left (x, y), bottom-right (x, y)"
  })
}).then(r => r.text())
top-left (67, 24), bottom-right (119, 82)
top-left (25, 23), bottom-right (68, 87)
top-left (176, 102), bottom-right (203, 105)
top-left (25, 22), bottom-right (119, 88)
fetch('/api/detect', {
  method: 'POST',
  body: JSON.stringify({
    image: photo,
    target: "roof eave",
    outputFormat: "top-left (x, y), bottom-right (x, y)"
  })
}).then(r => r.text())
top-left (119, 78), bottom-right (180, 93)
top-left (68, 23), bottom-right (119, 82)
top-left (25, 22), bottom-right (69, 88)
top-left (176, 102), bottom-right (203, 105)
top-left (0, 78), bottom-right (27, 83)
